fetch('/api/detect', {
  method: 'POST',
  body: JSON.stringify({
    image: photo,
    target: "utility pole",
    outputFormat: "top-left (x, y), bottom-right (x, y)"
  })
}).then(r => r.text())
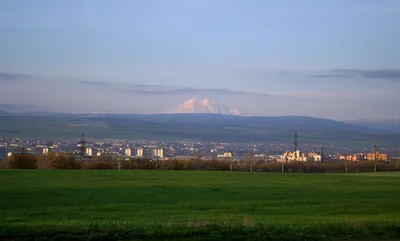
top-left (293, 132), bottom-right (298, 161)
top-left (345, 158), bottom-right (348, 174)
top-left (230, 150), bottom-right (233, 172)
top-left (77, 133), bottom-right (86, 165)
top-left (373, 144), bottom-right (377, 177)
top-left (156, 152), bottom-right (160, 171)
top-left (250, 154), bottom-right (253, 173)
top-left (321, 146), bottom-right (325, 163)
top-left (281, 161), bottom-right (284, 174)
top-left (117, 159), bottom-right (121, 170)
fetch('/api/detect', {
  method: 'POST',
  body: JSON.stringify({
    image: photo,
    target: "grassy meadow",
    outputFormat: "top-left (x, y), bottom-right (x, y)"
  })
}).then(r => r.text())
top-left (1, 170), bottom-right (400, 240)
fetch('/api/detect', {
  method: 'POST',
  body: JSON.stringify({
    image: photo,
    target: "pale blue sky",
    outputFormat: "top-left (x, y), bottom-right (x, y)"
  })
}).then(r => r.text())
top-left (0, 0), bottom-right (400, 119)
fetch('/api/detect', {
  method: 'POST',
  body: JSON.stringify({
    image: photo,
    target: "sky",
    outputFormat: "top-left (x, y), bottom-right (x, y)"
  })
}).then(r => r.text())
top-left (0, 0), bottom-right (400, 120)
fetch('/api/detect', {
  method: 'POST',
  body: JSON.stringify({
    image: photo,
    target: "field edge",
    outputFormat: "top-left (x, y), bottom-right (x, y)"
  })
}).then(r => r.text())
top-left (1, 223), bottom-right (400, 241)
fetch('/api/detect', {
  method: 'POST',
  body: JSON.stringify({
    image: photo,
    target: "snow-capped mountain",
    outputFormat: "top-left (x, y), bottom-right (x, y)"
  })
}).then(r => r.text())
top-left (167, 98), bottom-right (246, 116)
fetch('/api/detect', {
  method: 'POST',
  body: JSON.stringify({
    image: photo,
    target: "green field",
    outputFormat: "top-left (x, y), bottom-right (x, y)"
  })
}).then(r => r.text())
top-left (1, 171), bottom-right (400, 240)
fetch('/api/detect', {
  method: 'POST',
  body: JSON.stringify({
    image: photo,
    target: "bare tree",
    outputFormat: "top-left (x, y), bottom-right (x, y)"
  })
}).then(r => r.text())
top-left (244, 153), bottom-right (253, 172)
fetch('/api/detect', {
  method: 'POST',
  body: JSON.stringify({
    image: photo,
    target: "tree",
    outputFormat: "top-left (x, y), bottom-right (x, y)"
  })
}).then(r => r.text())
top-left (192, 151), bottom-right (203, 159)
top-left (50, 153), bottom-right (80, 169)
top-left (7, 153), bottom-right (37, 169)
top-left (14, 146), bottom-right (28, 155)
top-left (245, 153), bottom-right (253, 172)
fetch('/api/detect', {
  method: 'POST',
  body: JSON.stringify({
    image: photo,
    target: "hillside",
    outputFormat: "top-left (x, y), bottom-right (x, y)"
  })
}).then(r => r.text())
top-left (0, 113), bottom-right (399, 148)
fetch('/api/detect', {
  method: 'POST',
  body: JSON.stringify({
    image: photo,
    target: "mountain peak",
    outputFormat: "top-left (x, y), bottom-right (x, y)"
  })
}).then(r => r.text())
top-left (187, 97), bottom-right (197, 102)
top-left (179, 98), bottom-right (197, 107)
top-left (167, 98), bottom-right (246, 116)
top-left (200, 98), bottom-right (214, 104)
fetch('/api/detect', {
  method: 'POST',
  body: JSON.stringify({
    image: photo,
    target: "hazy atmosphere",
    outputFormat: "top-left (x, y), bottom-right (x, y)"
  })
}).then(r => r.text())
top-left (2, 2), bottom-right (400, 241)
top-left (1, 0), bottom-right (400, 120)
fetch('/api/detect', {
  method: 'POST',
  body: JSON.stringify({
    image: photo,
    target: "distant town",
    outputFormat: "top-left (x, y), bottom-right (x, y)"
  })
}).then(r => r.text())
top-left (1, 132), bottom-right (397, 163)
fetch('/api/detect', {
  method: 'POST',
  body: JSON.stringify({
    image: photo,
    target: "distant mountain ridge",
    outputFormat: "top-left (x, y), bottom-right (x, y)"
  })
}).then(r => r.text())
top-left (167, 98), bottom-right (246, 116)
top-left (0, 104), bottom-right (54, 113)
top-left (344, 119), bottom-right (400, 132)
top-left (1, 112), bottom-right (399, 148)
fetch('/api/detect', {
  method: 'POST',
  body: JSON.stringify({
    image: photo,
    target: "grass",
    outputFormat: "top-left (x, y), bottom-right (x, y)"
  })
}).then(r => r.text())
top-left (1, 170), bottom-right (400, 240)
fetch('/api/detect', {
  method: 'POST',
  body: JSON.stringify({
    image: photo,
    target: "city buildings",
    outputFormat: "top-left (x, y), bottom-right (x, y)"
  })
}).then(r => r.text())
top-left (217, 152), bottom-right (233, 158)
top-left (85, 147), bottom-right (93, 157)
top-left (340, 155), bottom-right (359, 161)
top-left (366, 152), bottom-right (388, 161)
top-left (340, 152), bottom-right (388, 162)
top-left (136, 147), bottom-right (163, 158)
top-left (308, 152), bottom-right (322, 162)
top-left (125, 147), bottom-right (131, 157)
top-left (137, 147), bottom-right (143, 157)
top-left (153, 148), bottom-right (163, 159)
top-left (0, 137), bottom-right (394, 164)
top-left (282, 150), bottom-right (307, 162)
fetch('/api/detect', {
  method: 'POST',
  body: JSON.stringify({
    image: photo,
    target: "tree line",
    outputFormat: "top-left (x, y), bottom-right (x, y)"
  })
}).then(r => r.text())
top-left (1, 151), bottom-right (400, 173)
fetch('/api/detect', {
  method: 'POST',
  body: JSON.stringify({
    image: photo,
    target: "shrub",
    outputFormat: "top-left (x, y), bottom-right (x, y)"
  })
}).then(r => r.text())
top-left (259, 162), bottom-right (281, 172)
top-left (129, 158), bottom-right (156, 170)
top-left (161, 160), bottom-right (187, 170)
top-left (50, 154), bottom-right (81, 170)
top-left (7, 154), bottom-right (37, 169)
top-left (202, 159), bottom-right (230, 171)
top-left (186, 158), bottom-right (203, 170)
top-left (85, 161), bottom-right (114, 170)
top-left (0, 160), bottom-right (7, 169)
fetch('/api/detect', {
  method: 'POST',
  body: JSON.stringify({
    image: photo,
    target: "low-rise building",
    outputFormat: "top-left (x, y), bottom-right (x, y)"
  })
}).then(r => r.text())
top-left (283, 150), bottom-right (307, 162)
top-left (340, 155), bottom-right (358, 161)
top-left (308, 152), bottom-right (322, 162)
top-left (366, 152), bottom-right (388, 161)
top-left (223, 152), bottom-right (233, 158)
top-left (339, 152), bottom-right (388, 162)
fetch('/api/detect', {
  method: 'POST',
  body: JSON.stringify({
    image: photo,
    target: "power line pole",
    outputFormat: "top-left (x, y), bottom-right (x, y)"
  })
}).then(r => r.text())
top-left (293, 132), bottom-right (299, 161)
top-left (230, 150), bottom-right (234, 172)
top-left (321, 146), bottom-right (325, 163)
top-left (250, 153), bottom-right (253, 173)
top-left (374, 145), bottom-right (377, 176)
top-left (281, 161), bottom-right (284, 174)
top-left (77, 133), bottom-right (86, 165)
